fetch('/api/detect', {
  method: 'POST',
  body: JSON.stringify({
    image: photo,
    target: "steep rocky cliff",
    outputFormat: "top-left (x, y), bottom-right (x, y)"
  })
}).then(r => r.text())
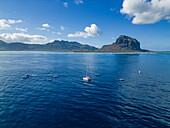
top-left (100, 35), bottom-right (148, 52)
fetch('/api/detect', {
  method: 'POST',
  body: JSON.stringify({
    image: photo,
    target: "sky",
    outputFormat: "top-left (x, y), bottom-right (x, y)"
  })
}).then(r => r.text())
top-left (0, 0), bottom-right (170, 51)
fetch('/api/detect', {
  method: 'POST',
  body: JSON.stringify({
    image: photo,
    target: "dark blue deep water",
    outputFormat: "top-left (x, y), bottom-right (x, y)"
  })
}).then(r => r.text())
top-left (0, 52), bottom-right (170, 128)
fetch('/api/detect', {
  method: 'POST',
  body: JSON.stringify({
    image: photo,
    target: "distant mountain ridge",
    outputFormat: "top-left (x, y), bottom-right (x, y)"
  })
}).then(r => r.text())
top-left (0, 40), bottom-right (98, 51)
top-left (0, 35), bottom-right (149, 52)
top-left (100, 35), bottom-right (148, 52)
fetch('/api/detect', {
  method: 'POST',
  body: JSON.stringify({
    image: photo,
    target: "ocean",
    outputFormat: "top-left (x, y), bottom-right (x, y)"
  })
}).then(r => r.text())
top-left (0, 51), bottom-right (169, 128)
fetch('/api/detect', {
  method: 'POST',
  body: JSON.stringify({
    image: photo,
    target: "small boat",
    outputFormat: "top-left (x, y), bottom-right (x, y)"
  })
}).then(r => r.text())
top-left (26, 74), bottom-right (33, 77)
top-left (118, 79), bottom-right (125, 81)
top-left (83, 76), bottom-right (91, 82)
top-left (138, 71), bottom-right (141, 74)
top-left (95, 74), bottom-right (101, 76)
top-left (48, 79), bottom-right (52, 81)
top-left (53, 76), bottom-right (59, 78)
top-left (23, 76), bottom-right (29, 79)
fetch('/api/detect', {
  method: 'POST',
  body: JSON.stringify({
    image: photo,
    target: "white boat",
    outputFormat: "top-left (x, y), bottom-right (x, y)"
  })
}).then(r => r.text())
top-left (118, 79), bottom-right (125, 81)
top-left (23, 76), bottom-right (29, 79)
top-left (83, 76), bottom-right (91, 82)
top-left (53, 76), bottom-right (59, 78)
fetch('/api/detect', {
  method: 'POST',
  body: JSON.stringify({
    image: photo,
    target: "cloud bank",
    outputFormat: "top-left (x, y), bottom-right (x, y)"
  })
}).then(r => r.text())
top-left (68, 24), bottom-right (100, 38)
top-left (0, 19), bottom-right (23, 30)
top-left (120, 0), bottom-right (170, 24)
top-left (0, 33), bottom-right (47, 44)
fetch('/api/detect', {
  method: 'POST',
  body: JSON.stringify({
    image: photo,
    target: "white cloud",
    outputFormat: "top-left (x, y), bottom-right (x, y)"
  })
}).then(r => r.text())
top-left (7, 19), bottom-right (23, 24)
top-left (56, 38), bottom-right (62, 41)
top-left (42, 23), bottom-right (51, 28)
top-left (63, 2), bottom-right (68, 7)
top-left (52, 32), bottom-right (61, 35)
top-left (0, 20), bottom-right (10, 30)
top-left (49, 38), bottom-right (62, 42)
top-left (16, 28), bottom-right (28, 32)
top-left (67, 24), bottom-right (100, 38)
top-left (0, 33), bottom-right (47, 44)
top-left (84, 24), bottom-right (100, 37)
top-left (60, 26), bottom-right (65, 30)
top-left (68, 32), bottom-right (89, 38)
top-left (49, 39), bottom-right (55, 43)
top-left (38, 28), bottom-right (46, 31)
top-left (38, 24), bottom-right (52, 31)
top-left (0, 19), bottom-right (23, 30)
top-left (74, 0), bottom-right (83, 5)
top-left (120, 0), bottom-right (170, 24)
top-left (37, 28), bottom-right (49, 31)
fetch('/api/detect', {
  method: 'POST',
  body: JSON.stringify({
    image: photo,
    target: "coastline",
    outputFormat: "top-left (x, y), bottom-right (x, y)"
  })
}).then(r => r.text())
top-left (73, 51), bottom-right (170, 54)
top-left (0, 50), bottom-right (170, 54)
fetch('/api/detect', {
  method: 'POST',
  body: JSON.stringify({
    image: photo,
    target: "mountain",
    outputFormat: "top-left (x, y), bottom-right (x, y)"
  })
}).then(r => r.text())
top-left (0, 40), bottom-right (98, 51)
top-left (0, 35), bottom-right (149, 52)
top-left (42, 40), bottom-right (98, 51)
top-left (100, 35), bottom-right (148, 52)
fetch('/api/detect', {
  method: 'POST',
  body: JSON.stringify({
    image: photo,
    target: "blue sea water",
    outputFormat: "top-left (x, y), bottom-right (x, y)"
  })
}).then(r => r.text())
top-left (0, 51), bottom-right (170, 128)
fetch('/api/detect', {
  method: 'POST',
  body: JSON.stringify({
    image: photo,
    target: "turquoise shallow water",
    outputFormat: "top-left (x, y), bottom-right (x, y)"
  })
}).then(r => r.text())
top-left (0, 52), bottom-right (170, 128)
